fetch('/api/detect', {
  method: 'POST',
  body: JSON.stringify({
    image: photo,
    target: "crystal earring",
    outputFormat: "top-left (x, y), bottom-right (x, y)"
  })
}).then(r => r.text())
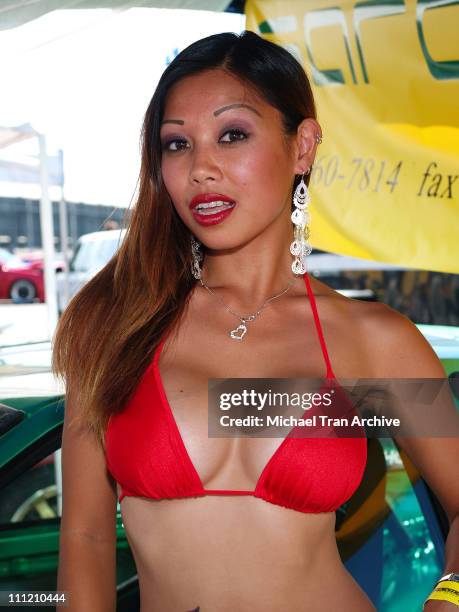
top-left (290, 168), bottom-right (312, 275)
top-left (191, 235), bottom-right (203, 280)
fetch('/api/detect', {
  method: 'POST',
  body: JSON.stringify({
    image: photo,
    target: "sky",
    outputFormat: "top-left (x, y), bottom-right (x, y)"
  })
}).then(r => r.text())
top-left (0, 7), bottom-right (246, 207)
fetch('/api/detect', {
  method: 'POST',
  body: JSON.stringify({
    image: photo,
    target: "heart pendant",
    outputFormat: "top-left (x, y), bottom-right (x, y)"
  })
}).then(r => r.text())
top-left (229, 323), bottom-right (247, 341)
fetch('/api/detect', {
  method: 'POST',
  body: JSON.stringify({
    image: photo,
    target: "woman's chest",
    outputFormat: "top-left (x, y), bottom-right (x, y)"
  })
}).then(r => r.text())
top-left (156, 323), bottom-right (368, 489)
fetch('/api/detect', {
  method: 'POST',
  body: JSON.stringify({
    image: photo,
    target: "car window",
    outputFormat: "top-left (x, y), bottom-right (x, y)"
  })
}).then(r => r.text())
top-left (0, 453), bottom-right (59, 525)
top-left (69, 236), bottom-right (122, 273)
top-left (92, 237), bottom-right (122, 269)
top-left (0, 248), bottom-right (24, 268)
top-left (68, 241), bottom-right (84, 272)
top-left (69, 240), bottom-right (100, 273)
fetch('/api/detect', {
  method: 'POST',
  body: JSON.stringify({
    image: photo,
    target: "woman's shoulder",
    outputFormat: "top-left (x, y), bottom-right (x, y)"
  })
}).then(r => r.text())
top-left (312, 279), bottom-right (431, 376)
top-left (338, 292), bottom-right (444, 378)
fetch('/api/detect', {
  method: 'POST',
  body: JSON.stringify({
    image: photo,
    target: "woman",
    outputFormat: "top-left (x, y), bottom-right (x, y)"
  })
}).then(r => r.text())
top-left (53, 31), bottom-right (459, 611)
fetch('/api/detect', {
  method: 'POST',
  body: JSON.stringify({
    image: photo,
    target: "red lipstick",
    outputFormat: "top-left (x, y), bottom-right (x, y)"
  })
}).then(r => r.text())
top-left (189, 193), bottom-right (236, 227)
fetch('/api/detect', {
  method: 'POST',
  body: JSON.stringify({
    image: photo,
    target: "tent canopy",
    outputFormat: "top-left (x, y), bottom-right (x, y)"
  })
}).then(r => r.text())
top-left (0, 0), bottom-right (243, 32)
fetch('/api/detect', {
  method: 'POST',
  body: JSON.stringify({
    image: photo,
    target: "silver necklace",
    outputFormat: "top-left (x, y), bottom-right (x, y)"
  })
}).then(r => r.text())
top-left (199, 275), bottom-right (295, 341)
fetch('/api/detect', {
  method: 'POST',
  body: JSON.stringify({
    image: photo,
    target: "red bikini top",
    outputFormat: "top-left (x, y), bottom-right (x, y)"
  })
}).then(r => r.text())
top-left (105, 272), bottom-right (367, 514)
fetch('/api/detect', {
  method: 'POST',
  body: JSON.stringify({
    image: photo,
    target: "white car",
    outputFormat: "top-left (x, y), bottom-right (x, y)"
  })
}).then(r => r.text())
top-left (56, 229), bottom-right (126, 312)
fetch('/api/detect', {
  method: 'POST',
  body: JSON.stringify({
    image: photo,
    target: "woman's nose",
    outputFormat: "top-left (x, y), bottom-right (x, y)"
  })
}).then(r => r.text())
top-left (189, 145), bottom-right (222, 184)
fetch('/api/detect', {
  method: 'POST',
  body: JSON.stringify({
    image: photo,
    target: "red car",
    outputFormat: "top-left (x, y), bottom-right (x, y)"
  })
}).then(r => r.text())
top-left (0, 248), bottom-right (45, 303)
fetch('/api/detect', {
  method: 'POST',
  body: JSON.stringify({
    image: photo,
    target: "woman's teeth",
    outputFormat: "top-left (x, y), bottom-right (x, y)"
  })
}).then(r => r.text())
top-left (195, 201), bottom-right (235, 215)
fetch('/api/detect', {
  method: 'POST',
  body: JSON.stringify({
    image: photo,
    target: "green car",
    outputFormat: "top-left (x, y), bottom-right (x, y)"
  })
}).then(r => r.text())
top-left (0, 325), bottom-right (458, 611)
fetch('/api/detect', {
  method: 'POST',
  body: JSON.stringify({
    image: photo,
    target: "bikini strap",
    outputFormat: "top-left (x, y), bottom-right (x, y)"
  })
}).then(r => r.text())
top-left (303, 272), bottom-right (336, 379)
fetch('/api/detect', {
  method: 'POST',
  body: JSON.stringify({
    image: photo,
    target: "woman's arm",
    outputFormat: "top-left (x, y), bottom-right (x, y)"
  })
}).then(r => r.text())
top-left (365, 304), bottom-right (459, 609)
top-left (57, 387), bottom-right (118, 611)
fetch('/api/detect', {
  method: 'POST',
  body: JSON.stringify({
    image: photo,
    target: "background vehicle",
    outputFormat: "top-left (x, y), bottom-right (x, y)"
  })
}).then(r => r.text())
top-left (56, 229), bottom-right (126, 313)
top-left (0, 248), bottom-right (45, 304)
top-left (19, 251), bottom-right (65, 274)
top-left (0, 248), bottom-right (65, 304)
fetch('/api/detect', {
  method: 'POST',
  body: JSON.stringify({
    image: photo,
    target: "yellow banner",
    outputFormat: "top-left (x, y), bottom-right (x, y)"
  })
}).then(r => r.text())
top-left (245, 0), bottom-right (459, 273)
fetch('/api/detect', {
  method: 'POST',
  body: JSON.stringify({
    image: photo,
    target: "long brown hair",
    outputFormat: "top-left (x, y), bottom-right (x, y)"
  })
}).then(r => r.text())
top-left (52, 30), bottom-right (317, 448)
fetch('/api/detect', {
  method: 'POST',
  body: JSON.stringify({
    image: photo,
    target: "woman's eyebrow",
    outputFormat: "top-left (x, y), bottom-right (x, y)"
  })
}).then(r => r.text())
top-left (214, 103), bottom-right (262, 117)
top-left (161, 103), bottom-right (262, 126)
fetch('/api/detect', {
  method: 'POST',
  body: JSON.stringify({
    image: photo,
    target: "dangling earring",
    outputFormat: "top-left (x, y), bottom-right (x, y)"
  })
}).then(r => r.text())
top-left (290, 168), bottom-right (312, 275)
top-left (191, 235), bottom-right (203, 280)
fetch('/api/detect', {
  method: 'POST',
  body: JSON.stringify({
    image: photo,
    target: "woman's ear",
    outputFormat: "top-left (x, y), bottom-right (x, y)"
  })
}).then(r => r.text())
top-left (293, 118), bottom-right (322, 175)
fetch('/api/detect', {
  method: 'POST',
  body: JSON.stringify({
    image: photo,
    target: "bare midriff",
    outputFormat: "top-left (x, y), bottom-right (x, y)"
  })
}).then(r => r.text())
top-left (119, 492), bottom-right (376, 612)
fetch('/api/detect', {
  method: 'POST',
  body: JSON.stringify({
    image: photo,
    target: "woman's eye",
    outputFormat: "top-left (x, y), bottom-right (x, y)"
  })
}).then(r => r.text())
top-left (220, 129), bottom-right (248, 144)
top-left (162, 139), bottom-right (189, 152)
